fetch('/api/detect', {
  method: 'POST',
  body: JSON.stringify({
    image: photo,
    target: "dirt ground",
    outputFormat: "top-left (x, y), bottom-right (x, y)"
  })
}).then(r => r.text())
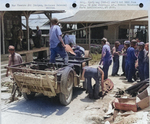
top-left (1, 56), bottom-right (150, 124)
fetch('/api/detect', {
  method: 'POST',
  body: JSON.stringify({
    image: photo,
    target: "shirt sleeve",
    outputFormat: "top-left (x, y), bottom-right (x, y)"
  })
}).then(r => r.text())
top-left (131, 49), bottom-right (137, 60)
top-left (18, 54), bottom-right (23, 64)
top-left (56, 26), bottom-right (62, 36)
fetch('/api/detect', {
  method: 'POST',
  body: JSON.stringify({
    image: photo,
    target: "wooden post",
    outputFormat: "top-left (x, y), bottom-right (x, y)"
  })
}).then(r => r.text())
top-left (88, 27), bottom-right (91, 50)
top-left (44, 12), bottom-right (52, 27)
top-left (24, 12), bottom-right (30, 51)
top-left (86, 23), bottom-right (88, 44)
top-left (129, 21), bottom-right (131, 41)
top-left (0, 12), bottom-right (5, 54)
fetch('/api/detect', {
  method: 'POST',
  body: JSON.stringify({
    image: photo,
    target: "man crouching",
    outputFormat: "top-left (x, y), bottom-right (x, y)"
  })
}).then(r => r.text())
top-left (81, 62), bottom-right (104, 99)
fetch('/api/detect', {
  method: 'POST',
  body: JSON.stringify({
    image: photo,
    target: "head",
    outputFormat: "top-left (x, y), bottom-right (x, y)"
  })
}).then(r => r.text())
top-left (145, 43), bottom-right (149, 51)
top-left (136, 38), bottom-right (140, 43)
top-left (124, 40), bottom-right (130, 49)
top-left (8, 45), bottom-right (15, 54)
top-left (131, 39), bottom-right (137, 49)
top-left (101, 38), bottom-right (107, 45)
top-left (115, 41), bottom-right (120, 48)
top-left (138, 42), bottom-right (145, 51)
top-left (36, 26), bottom-right (39, 30)
top-left (106, 41), bottom-right (110, 46)
top-left (51, 18), bottom-right (59, 25)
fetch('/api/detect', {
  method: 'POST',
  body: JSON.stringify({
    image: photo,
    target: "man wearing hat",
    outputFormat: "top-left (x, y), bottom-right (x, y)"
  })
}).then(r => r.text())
top-left (137, 42), bottom-right (146, 81)
top-left (125, 39), bottom-right (137, 82)
top-left (121, 40), bottom-right (130, 76)
top-left (99, 38), bottom-right (112, 80)
top-left (112, 41), bottom-right (121, 76)
top-left (49, 18), bottom-right (68, 64)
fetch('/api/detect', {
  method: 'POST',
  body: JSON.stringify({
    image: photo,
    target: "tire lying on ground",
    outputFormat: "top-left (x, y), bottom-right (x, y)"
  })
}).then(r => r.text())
top-left (23, 92), bottom-right (36, 100)
top-left (59, 67), bottom-right (74, 106)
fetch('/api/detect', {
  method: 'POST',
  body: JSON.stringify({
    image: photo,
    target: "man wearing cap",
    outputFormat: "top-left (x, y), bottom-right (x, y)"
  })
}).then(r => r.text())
top-left (144, 43), bottom-right (149, 79)
top-left (136, 42), bottom-right (146, 81)
top-left (121, 40), bottom-right (130, 76)
top-left (6, 45), bottom-right (23, 77)
top-left (112, 41), bottom-right (121, 76)
top-left (125, 40), bottom-right (137, 82)
top-left (49, 18), bottom-right (68, 64)
top-left (99, 38), bottom-right (112, 80)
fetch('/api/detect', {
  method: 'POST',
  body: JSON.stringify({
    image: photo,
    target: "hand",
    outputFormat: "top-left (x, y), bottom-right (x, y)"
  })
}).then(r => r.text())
top-left (6, 73), bottom-right (8, 77)
top-left (63, 44), bottom-right (66, 48)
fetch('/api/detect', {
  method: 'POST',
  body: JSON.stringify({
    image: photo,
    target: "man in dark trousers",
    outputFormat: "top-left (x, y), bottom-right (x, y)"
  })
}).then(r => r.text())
top-left (35, 26), bottom-right (42, 48)
top-left (137, 42), bottom-right (146, 81)
top-left (81, 62), bottom-right (104, 99)
top-left (121, 40), bottom-right (130, 76)
top-left (99, 38), bottom-right (112, 80)
top-left (112, 41), bottom-right (121, 76)
top-left (125, 40), bottom-right (137, 82)
top-left (49, 18), bottom-right (68, 64)
top-left (144, 43), bottom-right (149, 79)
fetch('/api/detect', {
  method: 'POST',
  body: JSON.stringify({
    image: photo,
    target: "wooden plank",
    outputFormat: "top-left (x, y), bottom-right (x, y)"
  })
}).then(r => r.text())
top-left (16, 47), bottom-right (49, 55)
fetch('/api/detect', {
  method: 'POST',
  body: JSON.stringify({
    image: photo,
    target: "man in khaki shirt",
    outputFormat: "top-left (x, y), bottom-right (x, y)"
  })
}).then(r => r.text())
top-left (6, 45), bottom-right (23, 77)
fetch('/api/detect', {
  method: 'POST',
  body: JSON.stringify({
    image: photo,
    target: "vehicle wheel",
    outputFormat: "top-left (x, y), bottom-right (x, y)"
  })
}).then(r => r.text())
top-left (23, 92), bottom-right (36, 100)
top-left (59, 67), bottom-right (74, 106)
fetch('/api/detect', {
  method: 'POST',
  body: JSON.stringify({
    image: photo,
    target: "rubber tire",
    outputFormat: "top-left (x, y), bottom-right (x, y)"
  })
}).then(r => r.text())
top-left (59, 67), bottom-right (74, 106)
top-left (23, 92), bottom-right (36, 100)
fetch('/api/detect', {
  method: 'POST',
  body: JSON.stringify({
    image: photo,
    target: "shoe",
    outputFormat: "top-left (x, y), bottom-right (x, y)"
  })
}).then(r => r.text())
top-left (121, 73), bottom-right (125, 76)
top-left (94, 95), bottom-right (100, 99)
top-left (128, 80), bottom-right (134, 83)
top-left (116, 74), bottom-right (120, 76)
top-left (111, 74), bottom-right (115, 76)
top-left (89, 94), bottom-right (93, 99)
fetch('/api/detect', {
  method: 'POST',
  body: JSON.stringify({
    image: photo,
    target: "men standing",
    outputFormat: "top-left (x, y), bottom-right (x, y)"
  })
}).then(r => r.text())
top-left (35, 26), bottom-right (42, 48)
top-left (112, 41), bottom-right (120, 76)
top-left (99, 38), bottom-right (112, 80)
top-left (125, 40), bottom-right (137, 82)
top-left (6, 45), bottom-right (23, 77)
top-left (49, 18), bottom-right (68, 64)
top-left (121, 40), bottom-right (130, 76)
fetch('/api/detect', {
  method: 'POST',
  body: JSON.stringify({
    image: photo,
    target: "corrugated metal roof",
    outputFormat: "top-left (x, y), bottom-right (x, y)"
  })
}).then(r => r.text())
top-left (59, 10), bottom-right (148, 23)
top-left (22, 17), bottom-right (49, 30)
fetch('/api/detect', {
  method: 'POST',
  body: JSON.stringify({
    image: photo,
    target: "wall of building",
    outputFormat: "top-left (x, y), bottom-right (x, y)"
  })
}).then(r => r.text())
top-left (104, 25), bottom-right (119, 44)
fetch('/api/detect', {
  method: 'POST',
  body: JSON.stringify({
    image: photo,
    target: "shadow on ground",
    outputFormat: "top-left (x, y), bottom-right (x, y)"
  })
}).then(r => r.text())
top-left (1, 87), bottom-right (84, 118)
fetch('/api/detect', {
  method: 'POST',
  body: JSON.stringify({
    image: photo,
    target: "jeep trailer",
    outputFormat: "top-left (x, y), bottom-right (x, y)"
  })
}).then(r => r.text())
top-left (8, 57), bottom-right (91, 105)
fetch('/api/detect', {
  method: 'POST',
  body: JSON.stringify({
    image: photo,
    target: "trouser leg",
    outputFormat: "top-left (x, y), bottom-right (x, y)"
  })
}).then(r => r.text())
top-left (112, 57), bottom-right (119, 75)
top-left (144, 63), bottom-right (149, 79)
top-left (128, 63), bottom-right (135, 82)
top-left (125, 62), bottom-right (129, 79)
top-left (138, 64), bottom-right (144, 81)
top-left (103, 64), bottom-right (109, 80)
top-left (86, 77), bottom-right (93, 96)
top-left (50, 48), bottom-right (57, 63)
top-left (93, 77), bottom-right (100, 98)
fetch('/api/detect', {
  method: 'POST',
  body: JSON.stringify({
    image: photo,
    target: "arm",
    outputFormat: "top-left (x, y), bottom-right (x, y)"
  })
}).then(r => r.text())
top-left (81, 69), bottom-right (85, 81)
top-left (58, 35), bottom-right (65, 48)
top-left (113, 47), bottom-right (119, 55)
top-left (131, 49), bottom-right (137, 60)
top-left (6, 56), bottom-right (11, 77)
